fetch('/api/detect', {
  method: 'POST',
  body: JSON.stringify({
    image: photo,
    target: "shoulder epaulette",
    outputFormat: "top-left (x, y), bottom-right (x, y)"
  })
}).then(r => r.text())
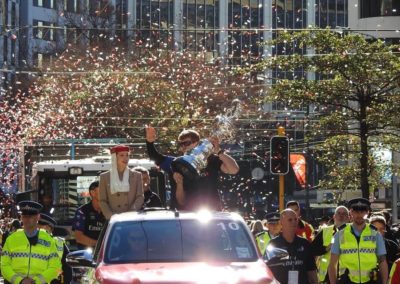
top-left (369, 224), bottom-right (377, 231)
top-left (337, 223), bottom-right (347, 231)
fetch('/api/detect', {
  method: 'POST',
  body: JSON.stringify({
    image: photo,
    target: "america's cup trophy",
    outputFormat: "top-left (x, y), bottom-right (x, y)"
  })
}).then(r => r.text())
top-left (171, 99), bottom-right (241, 181)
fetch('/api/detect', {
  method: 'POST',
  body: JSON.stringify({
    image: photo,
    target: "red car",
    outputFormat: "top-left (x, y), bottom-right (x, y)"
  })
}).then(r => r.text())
top-left (67, 209), bottom-right (279, 284)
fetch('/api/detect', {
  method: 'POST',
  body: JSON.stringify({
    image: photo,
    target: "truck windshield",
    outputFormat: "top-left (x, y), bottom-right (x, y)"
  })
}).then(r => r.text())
top-left (37, 175), bottom-right (97, 225)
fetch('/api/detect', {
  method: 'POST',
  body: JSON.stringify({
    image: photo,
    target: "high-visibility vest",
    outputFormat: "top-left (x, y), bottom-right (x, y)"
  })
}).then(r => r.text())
top-left (256, 231), bottom-right (272, 255)
top-left (54, 236), bottom-right (65, 259)
top-left (1, 228), bottom-right (61, 284)
top-left (338, 224), bottom-right (378, 283)
top-left (389, 258), bottom-right (400, 284)
top-left (317, 225), bottom-right (334, 282)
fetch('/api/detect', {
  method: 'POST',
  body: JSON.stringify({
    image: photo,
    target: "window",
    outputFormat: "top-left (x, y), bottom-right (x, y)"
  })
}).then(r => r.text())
top-left (105, 219), bottom-right (257, 263)
top-left (360, 0), bottom-right (400, 18)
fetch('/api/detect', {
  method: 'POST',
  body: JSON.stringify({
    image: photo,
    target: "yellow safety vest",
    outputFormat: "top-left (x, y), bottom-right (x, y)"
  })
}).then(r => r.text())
top-left (1, 228), bottom-right (61, 284)
top-left (317, 225), bottom-right (334, 282)
top-left (54, 236), bottom-right (65, 259)
top-left (256, 231), bottom-right (271, 255)
top-left (338, 224), bottom-right (378, 283)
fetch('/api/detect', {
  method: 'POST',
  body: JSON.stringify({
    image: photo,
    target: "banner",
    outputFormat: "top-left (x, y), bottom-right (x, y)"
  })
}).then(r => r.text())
top-left (290, 154), bottom-right (306, 189)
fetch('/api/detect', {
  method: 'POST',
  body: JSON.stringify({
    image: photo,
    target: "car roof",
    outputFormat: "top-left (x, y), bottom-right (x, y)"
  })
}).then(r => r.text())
top-left (109, 210), bottom-right (245, 224)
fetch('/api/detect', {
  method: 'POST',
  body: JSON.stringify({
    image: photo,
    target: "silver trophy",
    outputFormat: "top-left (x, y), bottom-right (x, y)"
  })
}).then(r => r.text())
top-left (171, 100), bottom-right (241, 181)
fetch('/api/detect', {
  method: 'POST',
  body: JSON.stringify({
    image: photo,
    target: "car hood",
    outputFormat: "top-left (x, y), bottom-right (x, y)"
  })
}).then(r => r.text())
top-left (94, 260), bottom-right (275, 283)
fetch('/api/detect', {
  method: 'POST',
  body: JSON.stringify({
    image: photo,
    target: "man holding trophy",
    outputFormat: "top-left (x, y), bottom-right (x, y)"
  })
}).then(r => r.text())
top-left (145, 126), bottom-right (239, 211)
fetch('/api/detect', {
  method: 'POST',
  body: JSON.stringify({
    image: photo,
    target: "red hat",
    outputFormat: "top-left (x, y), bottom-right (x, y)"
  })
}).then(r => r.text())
top-left (110, 145), bottom-right (130, 154)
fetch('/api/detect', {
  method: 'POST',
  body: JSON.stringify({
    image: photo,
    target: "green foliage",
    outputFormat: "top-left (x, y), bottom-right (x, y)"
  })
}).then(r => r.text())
top-left (250, 29), bottom-right (400, 198)
top-left (21, 46), bottom-right (255, 146)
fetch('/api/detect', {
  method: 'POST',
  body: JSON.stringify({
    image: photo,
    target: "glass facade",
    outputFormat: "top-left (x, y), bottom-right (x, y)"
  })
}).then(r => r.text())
top-left (316, 0), bottom-right (347, 27)
top-left (19, 0), bottom-right (350, 67)
top-left (135, 0), bottom-right (174, 49)
top-left (360, 0), bottom-right (400, 18)
top-left (273, 0), bottom-right (307, 29)
top-left (182, 0), bottom-right (218, 52)
top-left (227, 0), bottom-right (264, 65)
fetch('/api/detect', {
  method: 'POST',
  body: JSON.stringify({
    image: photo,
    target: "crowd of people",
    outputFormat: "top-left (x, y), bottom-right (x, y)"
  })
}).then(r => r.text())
top-left (2, 126), bottom-right (400, 284)
top-left (0, 126), bottom-right (240, 283)
top-left (249, 199), bottom-right (400, 284)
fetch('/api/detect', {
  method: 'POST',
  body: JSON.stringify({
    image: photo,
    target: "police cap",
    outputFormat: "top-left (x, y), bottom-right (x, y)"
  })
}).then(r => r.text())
top-left (265, 212), bottom-right (280, 223)
top-left (348, 198), bottom-right (370, 211)
top-left (38, 213), bottom-right (57, 228)
top-left (18, 201), bottom-right (42, 216)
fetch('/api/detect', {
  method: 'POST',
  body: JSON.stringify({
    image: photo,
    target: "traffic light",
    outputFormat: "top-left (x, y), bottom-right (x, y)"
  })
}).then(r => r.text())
top-left (270, 136), bottom-right (289, 175)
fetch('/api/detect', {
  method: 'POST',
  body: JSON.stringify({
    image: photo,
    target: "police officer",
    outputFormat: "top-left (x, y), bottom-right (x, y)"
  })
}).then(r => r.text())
top-left (256, 212), bottom-right (281, 255)
top-left (311, 205), bottom-right (350, 283)
top-left (38, 213), bottom-right (72, 284)
top-left (328, 198), bottom-right (388, 284)
top-left (1, 201), bottom-right (61, 284)
top-left (72, 181), bottom-right (106, 249)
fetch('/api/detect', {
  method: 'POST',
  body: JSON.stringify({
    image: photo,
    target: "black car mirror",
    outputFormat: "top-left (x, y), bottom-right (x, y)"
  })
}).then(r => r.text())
top-left (66, 249), bottom-right (95, 268)
top-left (263, 246), bottom-right (289, 264)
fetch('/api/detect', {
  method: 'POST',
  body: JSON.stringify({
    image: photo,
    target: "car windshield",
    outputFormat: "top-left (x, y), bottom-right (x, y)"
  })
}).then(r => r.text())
top-left (105, 219), bottom-right (257, 263)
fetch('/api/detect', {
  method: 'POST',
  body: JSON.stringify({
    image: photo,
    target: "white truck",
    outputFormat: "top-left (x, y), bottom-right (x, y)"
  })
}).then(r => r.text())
top-left (17, 156), bottom-right (167, 246)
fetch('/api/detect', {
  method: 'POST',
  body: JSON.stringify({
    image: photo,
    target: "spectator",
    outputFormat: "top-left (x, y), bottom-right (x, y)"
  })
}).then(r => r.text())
top-left (370, 214), bottom-right (400, 271)
top-left (317, 215), bottom-right (331, 230)
top-left (72, 181), bottom-right (106, 249)
top-left (286, 200), bottom-right (314, 241)
top-left (133, 166), bottom-right (163, 208)
top-left (381, 210), bottom-right (398, 244)
top-left (99, 145), bottom-right (144, 219)
top-left (1, 201), bottom-right (61, 284)
top-left (145, 126), bottom-right (239, 211)
top-left (38, 213), bottom-right (72, 284)
top-left (251, 220), bottom-right (265, 237)
top-left (311, 205), bottom-right (350, 284)
top-left (267, 209), bottom-right (318, 284)
top-left (389, 257), bottom-right (400, 283)
top-left (1, 218), bottom-right (21, 248)
top-left (328, 198), bottom-right (388, 284)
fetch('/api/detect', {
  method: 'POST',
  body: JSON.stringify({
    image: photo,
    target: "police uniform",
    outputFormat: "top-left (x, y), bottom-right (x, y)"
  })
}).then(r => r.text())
top-left (330, 198), bottom-right (387, 284)
top-left (312, 222), bottom-right (346, 283)
top-left (1, 201), bottom-right (61, 284)
top-left (256, 212), bottom-right (280, 255)
top-left (39, 213), bottom-right (72, 284)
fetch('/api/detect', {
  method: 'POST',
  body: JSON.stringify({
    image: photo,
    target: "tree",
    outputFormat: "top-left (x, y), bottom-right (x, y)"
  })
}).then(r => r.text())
top-left (13, 43), bottom-right (264, 155)
top-left (249, 29), bottom-right (400, 199)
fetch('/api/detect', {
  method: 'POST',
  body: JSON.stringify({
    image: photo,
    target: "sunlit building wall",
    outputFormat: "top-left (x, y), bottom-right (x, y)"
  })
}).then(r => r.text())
top-left (348, 0), bottom-right (400, 40)
top-left (6, 1), bottom-right (349, 68)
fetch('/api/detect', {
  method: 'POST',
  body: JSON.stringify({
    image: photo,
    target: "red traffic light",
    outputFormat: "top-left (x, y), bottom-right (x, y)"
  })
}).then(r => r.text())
top-left (270, 136), bottom-right (289, 175)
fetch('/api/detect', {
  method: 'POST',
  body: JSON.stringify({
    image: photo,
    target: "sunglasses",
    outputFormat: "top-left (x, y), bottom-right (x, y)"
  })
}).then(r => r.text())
top-left (178, 140), bottom-right (193, 147)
